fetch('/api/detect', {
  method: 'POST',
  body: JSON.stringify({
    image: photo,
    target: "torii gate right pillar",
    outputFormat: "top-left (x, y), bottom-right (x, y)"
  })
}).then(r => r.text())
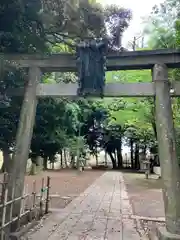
top-left (153, 63), bottom-right (180, 239)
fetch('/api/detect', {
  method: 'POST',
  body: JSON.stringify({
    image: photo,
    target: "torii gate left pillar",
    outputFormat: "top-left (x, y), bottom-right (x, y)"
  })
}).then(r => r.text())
top-left (8, 66), bottom-right (41, 216)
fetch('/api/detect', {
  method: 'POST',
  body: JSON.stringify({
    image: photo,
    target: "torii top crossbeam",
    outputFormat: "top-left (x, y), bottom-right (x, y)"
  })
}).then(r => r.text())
top-left (2, 48), bottom-right (180, 97)
top-left (2, 49), bottom-right (180, 72)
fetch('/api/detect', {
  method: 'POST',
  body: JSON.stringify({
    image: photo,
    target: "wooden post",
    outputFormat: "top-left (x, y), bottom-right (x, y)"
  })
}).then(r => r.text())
top-left (8, 66), bottom-right (41, 217)
top-left (153, 63), bottom-right (180, 238)
top-left (45, 176), bottom-right (50, 214)
top-left (105, 152), bottom-right (108, 166)
top-left (0, 173), bottom-right (8, 240)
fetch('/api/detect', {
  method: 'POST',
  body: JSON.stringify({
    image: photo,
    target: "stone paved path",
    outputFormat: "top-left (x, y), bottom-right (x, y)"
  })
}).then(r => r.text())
top-left (27, 172), bottom-right (143, 240)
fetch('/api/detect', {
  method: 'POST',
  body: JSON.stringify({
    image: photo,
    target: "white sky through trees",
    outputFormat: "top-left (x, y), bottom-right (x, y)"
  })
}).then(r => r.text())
top-left (98, 0), bottom-right (163, 46)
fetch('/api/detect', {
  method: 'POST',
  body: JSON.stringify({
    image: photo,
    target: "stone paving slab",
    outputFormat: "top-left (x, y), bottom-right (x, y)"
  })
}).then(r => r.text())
top-left (26, 172), bottom-right (143, 240)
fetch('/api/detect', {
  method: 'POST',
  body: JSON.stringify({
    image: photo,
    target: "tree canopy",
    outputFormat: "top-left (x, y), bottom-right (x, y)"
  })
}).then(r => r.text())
top-left (0, 0), bottom-right (134, 172)
top-left (2, 0), bottom-right (180, 173)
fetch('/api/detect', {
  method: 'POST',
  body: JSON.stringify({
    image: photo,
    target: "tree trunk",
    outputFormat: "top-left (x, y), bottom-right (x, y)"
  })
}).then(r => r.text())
top-left (130, 139), bottom-right (134, 169)
top-left (64, 149), bottom-right (68, 168)
top-left (152, 118), bottom-right (157, 140)
top-left (36, 156), bottom-right (43, 172)
top-left (117, 139), bottom-right (123, 169)
top-left (143, 145), bottom-right (147, 155)
top-left (29, 157), bottom-right (37, 175)
top-left (0, 162), bottom-right (5, 173)
top-left (60, 151), bottom-right (63, 168)
top-left (70, 155), bottom-right (76, 168)
top-left (43, 157), bottom-right (48, 170)
top-left (108, 151), bottom-right (116, 169)
top-left (151, 98), bottom-right (157, 140)
top-left (95, 153), bottom-right (98, 166)
top-left (30, 163), bottom-right (37, 175)
top-left (135, 142), bottom-right (140, 170)
top-left (105, 152), bottom-right (108, 166)
top-left (1, 148), bottom-right (12, 173)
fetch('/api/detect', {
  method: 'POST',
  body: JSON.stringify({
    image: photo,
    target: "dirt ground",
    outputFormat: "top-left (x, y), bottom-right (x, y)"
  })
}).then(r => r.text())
top-left (1, 169), bottom-right (165, 216)
top-left (24, 169), bottom-right (104, 209)
top-left (122, 171), bottom-right (164, 218)
top-left (122, 171), bottom-right (166, 238)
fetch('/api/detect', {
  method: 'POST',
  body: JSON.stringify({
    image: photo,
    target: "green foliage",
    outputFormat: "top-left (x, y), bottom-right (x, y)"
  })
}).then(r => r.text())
top-left (142, 0), bottom-right (180, 159)
top-left (105, 69), bottom-right (152, 127)
top-left (31, 98), bottom-right (66, 158)
top-left (143, 0), bottom-right (176, 49)
top-left (0, 0), bottom-right (108, 165)
top-left (1, 0), bottom-right (159, 171)
top-left (0, 0), bottom-right (47, 53)
top-left (106, 69), bottom-right (151, 83)
top-left (65, 102), bottom-right (81, 135)
top-left (0, 0), bottom-right (48, 157)
top-left (68, 136), bottom-right (87, 157)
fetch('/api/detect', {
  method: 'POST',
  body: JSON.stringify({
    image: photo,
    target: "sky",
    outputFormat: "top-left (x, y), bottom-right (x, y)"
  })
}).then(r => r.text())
top-left (98, 0), bottom-right (163, 46)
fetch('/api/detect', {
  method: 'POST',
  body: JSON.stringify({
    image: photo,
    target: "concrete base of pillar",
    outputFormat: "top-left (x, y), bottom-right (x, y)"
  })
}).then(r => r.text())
top-left (157, 226), bottom-right (180, 240)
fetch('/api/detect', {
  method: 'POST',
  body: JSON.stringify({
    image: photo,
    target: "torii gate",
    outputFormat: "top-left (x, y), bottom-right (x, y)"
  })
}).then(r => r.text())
top-left (2, 49), bottom-right (180, 239)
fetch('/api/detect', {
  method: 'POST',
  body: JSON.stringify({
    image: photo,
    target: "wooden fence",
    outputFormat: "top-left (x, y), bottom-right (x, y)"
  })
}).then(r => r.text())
top-left (0, 173), bottom-right (50, 239)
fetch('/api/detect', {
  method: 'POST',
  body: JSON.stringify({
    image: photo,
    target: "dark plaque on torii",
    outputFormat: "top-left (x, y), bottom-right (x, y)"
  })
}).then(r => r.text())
top-left (76, 39), bottom-right (107, 97)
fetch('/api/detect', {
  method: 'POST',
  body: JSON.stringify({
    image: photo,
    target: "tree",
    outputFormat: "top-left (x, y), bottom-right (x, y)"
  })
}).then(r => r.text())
top-left (104, 5), bottom-right (132, 49)
top-left (0, 0), bottom-right (47, 53)
top-left (142, 0), bottom-right (176, 49)
top-left (142, 0), bottom-right (180, 163)
top-left (0, 0), bottom-right (103, 173)
top-left (0, 68), bottom-right (25, 172)
top-left (42, 0), bottom-right (132, 50)
top-left (41, 0), bottom-right (105, 41)
top-left (0, 0), bottom-right (49, 172)
top-left (104, 68), bottom-right (155, 169)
